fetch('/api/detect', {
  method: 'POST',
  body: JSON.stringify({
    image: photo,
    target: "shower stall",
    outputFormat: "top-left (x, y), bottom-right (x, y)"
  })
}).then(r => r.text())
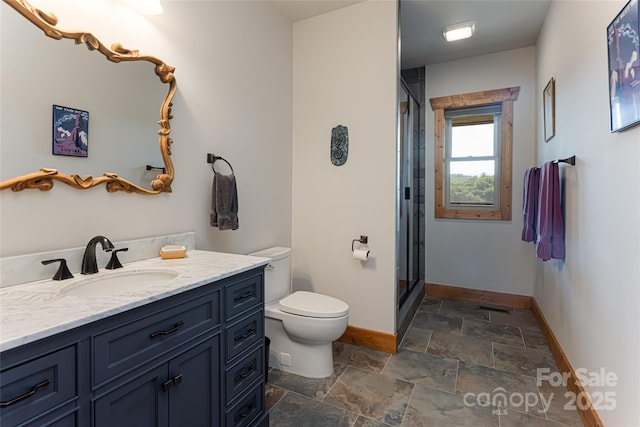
top-left (396, 73), bottom-right (425, 338)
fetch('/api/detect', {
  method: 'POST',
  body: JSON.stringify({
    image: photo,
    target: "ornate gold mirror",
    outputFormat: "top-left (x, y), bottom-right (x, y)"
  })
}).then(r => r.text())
top-left (0, 0), bottom-right (176, 194)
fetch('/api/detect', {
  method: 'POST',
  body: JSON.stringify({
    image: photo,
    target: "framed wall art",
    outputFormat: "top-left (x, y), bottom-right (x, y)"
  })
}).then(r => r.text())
top-left (607, 0), bottom-right (640, 132)
top-left (52, 105), bottom-right (89, 157)
top-left (543, 78), bottom-right (555, 142)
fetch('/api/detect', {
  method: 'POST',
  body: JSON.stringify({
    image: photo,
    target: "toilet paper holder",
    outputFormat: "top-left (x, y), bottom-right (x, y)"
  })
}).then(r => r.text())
top-left (351, 235), bottom-right (368, 252)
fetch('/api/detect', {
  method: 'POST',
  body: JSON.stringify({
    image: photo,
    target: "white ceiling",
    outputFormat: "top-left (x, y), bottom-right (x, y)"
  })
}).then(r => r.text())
top-left (271, 0), bottom-right (551, 68)
top-left (270, 0), bottom-right (365, 22)
top-left (400, 0), bottom-right (551, 68)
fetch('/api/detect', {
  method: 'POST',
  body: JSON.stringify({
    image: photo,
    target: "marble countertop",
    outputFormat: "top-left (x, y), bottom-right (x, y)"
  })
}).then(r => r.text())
top-left (0, 250), bottom-right (269, 352)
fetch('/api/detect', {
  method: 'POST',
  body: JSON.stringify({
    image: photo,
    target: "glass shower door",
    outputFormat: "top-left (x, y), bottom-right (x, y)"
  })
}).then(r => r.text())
top-left (398, 82), bottom-right (421, 307)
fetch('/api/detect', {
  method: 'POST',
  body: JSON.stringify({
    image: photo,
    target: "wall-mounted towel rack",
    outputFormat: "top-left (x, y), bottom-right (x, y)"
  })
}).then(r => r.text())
top-left (555, 155), bottom-right (576, 166)
top-left (146, 164), bottom-right (166, 173)
top-left (207, 153), bottom-right (234, 173)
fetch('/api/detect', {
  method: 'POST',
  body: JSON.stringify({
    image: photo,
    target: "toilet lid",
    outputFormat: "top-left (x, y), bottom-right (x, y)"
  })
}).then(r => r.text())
top-left (278, 291), bottom-right (349, 318)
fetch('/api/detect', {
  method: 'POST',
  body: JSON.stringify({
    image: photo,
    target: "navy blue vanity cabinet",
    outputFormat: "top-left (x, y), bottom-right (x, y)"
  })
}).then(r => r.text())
top-left (0, 266), bottom-right (269, 427)
top-left (223, 274), bottom-right (268, 427)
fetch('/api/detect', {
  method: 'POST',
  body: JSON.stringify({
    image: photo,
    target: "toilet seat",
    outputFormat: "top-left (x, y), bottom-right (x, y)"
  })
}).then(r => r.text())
top-left (278, 291), bottom-right (349, 318)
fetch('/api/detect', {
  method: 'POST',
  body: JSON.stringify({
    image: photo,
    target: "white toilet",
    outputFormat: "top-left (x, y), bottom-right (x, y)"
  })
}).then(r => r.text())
top-left (249, 247), bottom-right (349, 378)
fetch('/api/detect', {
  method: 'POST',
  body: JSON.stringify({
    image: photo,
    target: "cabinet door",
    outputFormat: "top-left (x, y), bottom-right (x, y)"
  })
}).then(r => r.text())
top-left (168, 336), bottom-right (220, 427)
top-left (93, 364), bottom-right (168, 427)
top-left (93, 337), bottom-right (220, 427)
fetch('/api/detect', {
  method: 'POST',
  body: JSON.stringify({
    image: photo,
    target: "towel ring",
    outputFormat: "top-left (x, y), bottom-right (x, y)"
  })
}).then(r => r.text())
top-left (207, 153), bottom-right (234, 174)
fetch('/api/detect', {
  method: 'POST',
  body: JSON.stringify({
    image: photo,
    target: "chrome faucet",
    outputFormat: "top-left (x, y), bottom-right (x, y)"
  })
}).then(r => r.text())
top-left (81, 236), bottom-right (115, 275)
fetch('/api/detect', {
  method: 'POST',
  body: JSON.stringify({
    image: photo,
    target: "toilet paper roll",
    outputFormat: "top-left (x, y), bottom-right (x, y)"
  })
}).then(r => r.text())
top-left (353, 248), bottom-right (370, 261)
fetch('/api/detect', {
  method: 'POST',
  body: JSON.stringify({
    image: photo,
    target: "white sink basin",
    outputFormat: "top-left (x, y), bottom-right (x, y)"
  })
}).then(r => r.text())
top-left (60, 269), bottom-right (179, 298)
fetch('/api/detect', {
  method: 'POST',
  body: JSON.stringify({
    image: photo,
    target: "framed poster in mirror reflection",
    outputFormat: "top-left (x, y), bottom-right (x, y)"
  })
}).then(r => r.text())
top-left (52, 105), bottom-right (89, 158)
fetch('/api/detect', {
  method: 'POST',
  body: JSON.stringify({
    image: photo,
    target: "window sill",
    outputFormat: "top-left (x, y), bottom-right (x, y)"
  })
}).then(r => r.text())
top-left (435, 206), bottom-right (510, 220)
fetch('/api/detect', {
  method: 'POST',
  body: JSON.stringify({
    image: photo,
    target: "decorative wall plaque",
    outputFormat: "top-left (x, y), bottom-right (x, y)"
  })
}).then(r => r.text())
top-left (330, 125), bottom-right (348, 166)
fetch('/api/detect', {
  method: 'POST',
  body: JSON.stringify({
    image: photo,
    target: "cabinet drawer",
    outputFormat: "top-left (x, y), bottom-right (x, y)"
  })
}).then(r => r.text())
top-left (93, 290), bottom-right (220, 388)
top-left (0, 346), bottom-right (76, 427)
top-left (225, 382), bottom-right (264, 427)
top-left (22, 402), bottom-right (79, 427)
top-left (225, 275), bottom-right (263, 321)
top-left (225, 345), bottom-right (264, 404)
top-left (225, 311), bottom-right (264, 362)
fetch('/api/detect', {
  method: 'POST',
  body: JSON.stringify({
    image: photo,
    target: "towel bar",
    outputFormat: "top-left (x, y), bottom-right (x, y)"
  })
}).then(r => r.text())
top-left (146, 164), bottom-right (166, 173)
top-left (555, 155), bottom-right (575, 166)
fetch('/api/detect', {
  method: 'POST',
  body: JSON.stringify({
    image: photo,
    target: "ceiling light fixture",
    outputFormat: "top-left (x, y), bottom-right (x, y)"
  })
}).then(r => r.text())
top-left (442, 21), bottom-right (476, 42)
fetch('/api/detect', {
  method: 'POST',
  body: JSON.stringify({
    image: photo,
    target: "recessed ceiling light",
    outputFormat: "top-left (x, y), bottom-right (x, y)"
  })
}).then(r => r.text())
top-left (442, 21), bottom-right (476, 42)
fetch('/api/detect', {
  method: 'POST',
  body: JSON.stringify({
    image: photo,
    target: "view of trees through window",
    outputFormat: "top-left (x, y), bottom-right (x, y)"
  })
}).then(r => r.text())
top-left (450, 172), bottom-right (495, 204)
top-left (448, 121), bottom-right (497, 205)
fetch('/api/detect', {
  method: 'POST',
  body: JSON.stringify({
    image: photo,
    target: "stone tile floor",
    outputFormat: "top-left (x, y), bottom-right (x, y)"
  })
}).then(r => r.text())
top-left (265, 296), bottom-right (585, 426)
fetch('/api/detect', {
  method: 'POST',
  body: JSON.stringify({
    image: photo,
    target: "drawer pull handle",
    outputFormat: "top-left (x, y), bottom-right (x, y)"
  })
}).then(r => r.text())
top-left (161, 373), bottom-right (183, 392)
top-left (150, 321), bottom-right (185, 338)
top-left (161, 378), bottom-right (173, 392)
top-left (234, 327), bottom-right (256, 342)
top-left (234, 364), bottom-right (256, 382)
top-left (172, 373), bottom-right (183, 386)
top-left (234, 403), bottom-right (254, 423)
top-left (0, 380), bottom-right (50, 408)
top-left (234, 290), bottom-right (256, 302)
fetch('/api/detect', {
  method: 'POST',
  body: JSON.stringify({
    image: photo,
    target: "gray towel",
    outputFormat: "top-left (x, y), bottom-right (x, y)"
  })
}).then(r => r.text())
top-left (210, 172), bottom-right (239, 230)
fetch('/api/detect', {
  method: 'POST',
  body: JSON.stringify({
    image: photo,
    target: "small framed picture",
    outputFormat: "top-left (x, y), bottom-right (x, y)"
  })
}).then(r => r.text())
top-left (607, 0), bottom-right (640, 132)
top-left (543, 78), bottom-right (555, 142)
top-left (52, 105), bottom-right (89, 157)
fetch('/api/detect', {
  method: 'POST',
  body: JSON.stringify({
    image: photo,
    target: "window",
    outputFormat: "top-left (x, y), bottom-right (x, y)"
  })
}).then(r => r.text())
top-left (430, 87), bottom-right (519, 220)
top-left (446, 105), bottom-right (501, 208)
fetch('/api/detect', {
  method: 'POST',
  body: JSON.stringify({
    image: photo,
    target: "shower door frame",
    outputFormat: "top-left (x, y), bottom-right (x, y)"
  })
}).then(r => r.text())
top-left (397, 78), bottom-right (422, 309)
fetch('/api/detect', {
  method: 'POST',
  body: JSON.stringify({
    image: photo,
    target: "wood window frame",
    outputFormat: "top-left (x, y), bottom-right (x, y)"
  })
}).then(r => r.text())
top-left (430, 87), bottom-right (520, 220)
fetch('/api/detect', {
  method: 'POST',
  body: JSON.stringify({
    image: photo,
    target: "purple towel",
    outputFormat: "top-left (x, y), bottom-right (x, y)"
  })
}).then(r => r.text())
top-left (521, 167), bottom-right (540, 242)
top-left (536, 161), bottom-right (565, 261)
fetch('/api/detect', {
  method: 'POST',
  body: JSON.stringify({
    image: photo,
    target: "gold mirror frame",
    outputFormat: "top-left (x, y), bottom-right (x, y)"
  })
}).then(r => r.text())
top-left (0, 0), bottom-right (176, 194)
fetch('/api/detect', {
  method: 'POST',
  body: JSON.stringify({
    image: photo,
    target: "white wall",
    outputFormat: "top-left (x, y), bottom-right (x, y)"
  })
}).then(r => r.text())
top-left (291, 1), bottom-right (398, 334)
top-left (535, 2), bottom-right (640, 426)
top-left (0, 1), bottom-right (292, 258)
top-left (425, 47), bottom-right (537, 296)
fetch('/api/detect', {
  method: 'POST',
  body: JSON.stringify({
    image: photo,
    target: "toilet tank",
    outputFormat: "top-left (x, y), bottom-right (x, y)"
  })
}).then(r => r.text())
top-left (248, 247), bottom-right (291, 305)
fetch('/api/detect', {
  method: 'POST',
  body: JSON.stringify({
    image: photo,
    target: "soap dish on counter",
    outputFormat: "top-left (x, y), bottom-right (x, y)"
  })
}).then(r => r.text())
top-left (160, 245), bottom-right (187, 259)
